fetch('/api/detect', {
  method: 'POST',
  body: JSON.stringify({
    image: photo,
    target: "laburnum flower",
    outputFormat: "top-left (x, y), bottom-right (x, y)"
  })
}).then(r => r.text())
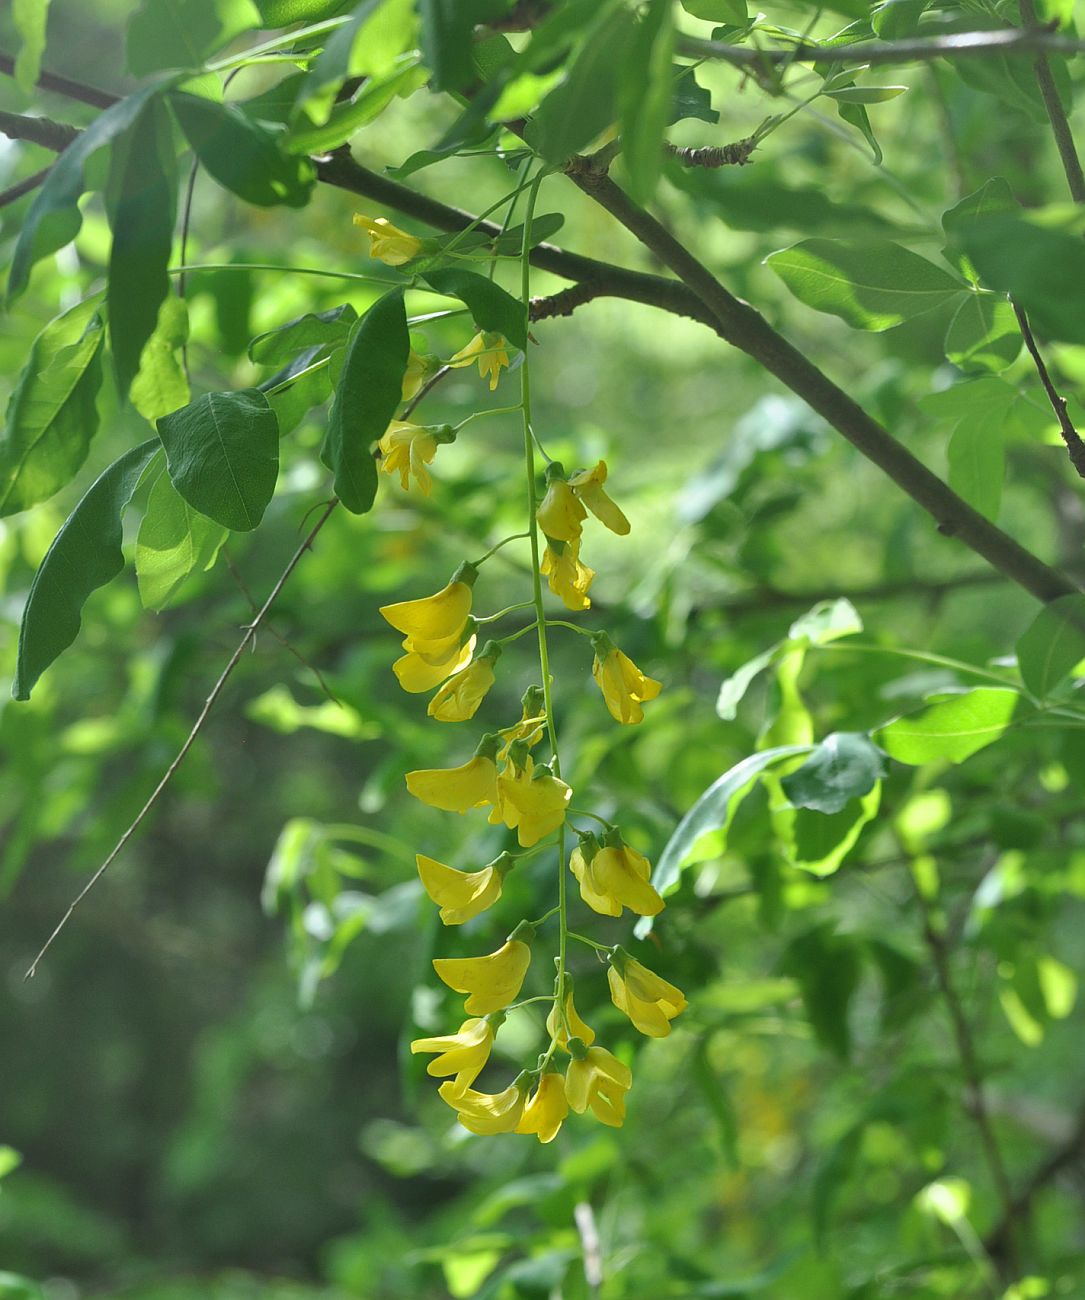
top-left (449, 330), bottom-right (511, 390)
top-left (439, 1073), bottom-right (530, 1135)
top-left (608, 947), bottom-right (688, 1038)
top-left (497, 685), bottom-right (547, 760)
top-left (590, 631), bottom-right (661, 725)
top-left (411, 1013), bottom-right (501, 1094)
top-left (406, 732), bottom-right (501, 813)
top-left (498, 753), bottom-right (572, 847)
top-left (516, 1070), bottom-right (569, 1143)
top-left (427, 640), bottom-right (502, 723)
top-left (378, 420), bottom-right (456, 495)
top-left (541, 538), bottom-right (594, 611)
top-left (570, 830), bottom-right (664, 918)
top-left (380, 564), bottom-right (477, 644)
top-left (536, 467), bottom-right (586, 543)
top-left (546, 980), bottom-right (595, 1049)
top-left (565, 1039), bottom-right (632, 1128)
top-left (353, 213), bottom-right (423, 266)
top-left (568, 461), bottom-right (631, 535)
top-left (393, 631), bottom-right (476, 694)
top-left (401, 348), bottom-right (432, 401)
top-left (416, 851), bottom-right (512, 925)
top-left (432, 925), bottom-right (534, 1014)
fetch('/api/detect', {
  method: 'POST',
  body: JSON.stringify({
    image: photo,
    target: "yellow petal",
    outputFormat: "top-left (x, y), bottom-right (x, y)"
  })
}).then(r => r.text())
top-left (432, 938), bottom-right (531, 1014)
top-left (416, 855), bottom-right (502, 925)
top-left (515, 1072), bottom-right (568, 1143)
top-left (405, 755), bottom-right (498, 813)
top-left (393, 636), bottom-right (474, 693)
top-left (591, 846), bottom-right (664, 917)
top-left (568, 461), bottom-right (631, 536)
top-left (536, 480), bottom-right (586, 543)
top-left (380, 579), bottom-right (473, 641)
top-left (427, 657), bottom-right (496, 723)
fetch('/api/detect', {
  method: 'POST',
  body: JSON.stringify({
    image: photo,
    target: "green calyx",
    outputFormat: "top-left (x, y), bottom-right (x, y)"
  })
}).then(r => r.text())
top-left (473, 731), bottom-right (502, 760)
top-left (506, 738), bottom-right (532, 769)
top-left (543, 460), bottom-right (567, 483)
top-left (521, 684), bottom-right (545, 714)
top-left (478, 639), bottom-right (503, 663)
top-left (575, 830), bottom-right (601, 862)
top-left (589, 629), bottom-right (615, 657)
top-left (490, 851), bottom-right (516, 878)
top-left (567, 1036), bottom-right (590, 1060)
top-left (431, 423), bottom-right (458, 445)
top-left (508, 919), bottom-right (536, 945)
top-left (452, 560), bottom-right (479, 588)
top-left (602, 825), bottom-right (624, 850)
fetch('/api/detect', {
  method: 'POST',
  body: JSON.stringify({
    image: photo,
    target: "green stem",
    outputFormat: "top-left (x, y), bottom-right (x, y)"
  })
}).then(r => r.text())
top-left (545, 618), bottom-right (593, 637)
top-left (568, 930), bottom-right (613, 954)
top-left (169, 262), bottom-right (401, 286)
top-left (207, 17), bottom-right (350, 71)
top-left (569, 807), bottom-right (613, 830)
top-left (476, 601), bottom-right (535, 625)
top-left (499, 622), bottom-right (540, 647)
top-left (475, 533), bottom-right (531, 565)
top-left (263, 356), bottom-right (330, 397)
top-left (452, 404), bottom-right (522, 432)
top-left (814, 641), bottom-right (1030, 697)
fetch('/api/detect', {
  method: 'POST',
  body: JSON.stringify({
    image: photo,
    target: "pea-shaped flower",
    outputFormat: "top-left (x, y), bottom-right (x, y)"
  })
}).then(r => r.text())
top-left (448, 330), bottom-right (511, 390)
top-left (411, 1014), bottom-right (500, 1095)
top-left (498, 758), bottom-right (572, 848)
top-left (571, 830), bottom-right (664, 918)
top-left (394, 633), bottom-right (476, 694)
top-left (432, 926), bottom-right (533, 1015)
top-left (565, 1040), bottom-right (632, 1128)
top-left (379, 420), bottom-right (455, 496)
top-left (541, 538), bottom-right (594, 611)
top-left (416, 851), bottom-right (512, 925)
top-left (607, 947), bottom-right (687, 1038)
top-left (546, 981), bottom-right (595, 1049)
top-left (590, 632), bottom-right (661, 725)
top-left (568, 460), bottom-right (630, 535)
top-left (406, 733), bottom-right (502, 813)
top-left (427, 641), bottom-right (501, 723)
top-left (515, 1070), bottom-right (569, 1144)
top-left (380, 565), bottom-right (477, 645)
top-left (536, 468), bottom-right (586, 543)
top-left (438, 1074), bottom-right (529, 1134)
top-left (353, 213), bottom-right (423, 266)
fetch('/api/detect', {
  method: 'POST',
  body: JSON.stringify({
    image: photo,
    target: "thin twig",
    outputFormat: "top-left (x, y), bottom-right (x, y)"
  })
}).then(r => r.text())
top-left (403, 363), bottom-right (452, 419)
top-left (0, 108), bottom-right (78, 151)
top-left (1012, 301), bottom-right (1085, 480)
top-left (0, 164), bottom-right (52, 210)
top-left (1017, 0), bottom-right (1085, 205)
top-left (676, 25), bottom-right (1084, 70)
top-left (664, 138), bottom-right (758, 168)
top-left (23, 499), bottom-right (340, 979)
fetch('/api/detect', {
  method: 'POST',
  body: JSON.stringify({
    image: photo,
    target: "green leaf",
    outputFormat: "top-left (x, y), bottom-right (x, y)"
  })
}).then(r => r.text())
top-left (941, 177), bottom-right (1016, 283)
top-left (131, 297), bottom-right (191, 424)
top-left (955, 50), bottom-right (1067, 124)
top-left (716, 645), bottom-right (780, 720)
top-left (788, 784), bottom-right (881, 877)
top-left (779, 924), bottom-right (861, 1059)
top-left (527, 4), bottom-right (635, 165)
top-left (823, 85), bottom-right (907, 105)
top-left (421, 268), bottom-right (527, 350)
top-left (8, 82), bottom-right (165, 301)
top-left (780, 732), bottom-right (885, 814)
top-left (950, 212), bottom-right (1085, 346)
top-left (789, 597), bottom-right (863, 645)
top-left (680, 0), bottom-right (746, 18)
top-left (0, 297), bottom-right (104, 518)
top-left (876, 687), bottom-right (1019, 765)
top-left (157, 389), bottom-right (279, 531)
top-left (285, 56), bottom-right (424, 154)
top-left (136, 471), bottom-right (228, 611)
top-left (254, 0), bottom-right (352, 23)
top-left (126, 0), bottom-right (260, 75)
top-left (766, 239), bottom-right (963, 332)
top-left (947, 411), bottom-right (1004, 520)
top-left (171, 93), bottom-right (315, 208)
top-left (106, 98), bottom-right (178, 399)
top-left (943, 294), bottom-right (1020, 373)
top-left (266, 361), bottom-right (333, 435)
top-left (419, 0), bottom-right (508, 91)
top-left (249, 304), bottom-right (357, 365)
top-left (619, 0), bottom-right (674, 204)
top-left (1016, 594), bottom-right (1085, 698)
top-left (13, 440), bottom-right (160, 700)
top-left (636, 745), bottom-right (810, 936)
top-left (837, 99), bottom-right (883, 165)
top-left (672, 65), bottom-right (718, 125)
top-left (870, 0), bottom-right (928, 37)
top-left (13, 0), bottom-right (51, 92)
top-left (322, 290), bottom-right (408, 514)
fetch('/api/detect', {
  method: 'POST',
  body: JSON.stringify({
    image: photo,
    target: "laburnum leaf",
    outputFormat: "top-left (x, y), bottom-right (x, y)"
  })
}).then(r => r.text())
top-left (780, 732), bottom-right (885, 814)
top-left (131, 297), bottom-right (191, 424)
top-left (13, 0), bottom-right (52, 92)
top-left (876, 687), bottom-right (1019, 765)
top-left (249, 304), bottom-right (357, 366)
top-left (421, 268), bottom-right (527, 350)
top-left (322, 290), bottom-right (408, 514)
top-left (946, 411), bottom-right (1004, 521)
top-left (171, 93), bottom-right (315, 208)
top-left (1016, 594), bottom-right (1085, 699)
top-left (941, 177), bottom-right (1016, 283)
top-left (418, 0), bottom-right (509, 92)
top-left (136, 471), bottom-right (228, 611)
top-left (126, 0), bottom-right (261, 75)
top-left (620, 0), bottom-right (674, 203)
top-left (157, 389), bottom-right (279, 531)
top-left (0, 297), bottom-right (104, 517)
top-left (13, 440), bottom-right (160, 700)
top-left (943, 294), bottom-right (1020, 373)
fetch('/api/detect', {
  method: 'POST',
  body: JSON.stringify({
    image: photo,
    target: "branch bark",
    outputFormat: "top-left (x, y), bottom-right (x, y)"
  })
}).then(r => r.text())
top-left (1016, 0), bottom-right (1085, 205)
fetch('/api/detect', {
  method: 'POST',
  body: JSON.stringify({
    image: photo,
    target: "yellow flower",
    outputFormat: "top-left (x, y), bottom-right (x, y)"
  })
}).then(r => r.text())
top-left (416, 851), bottom-right (511, 925)
top-left (432, 929), bottom-right (533, 1014)
top-left (378, 420), bottom-right (455, 495)
top-left (608, 948), bottom-right (687, 1038)
top-left (498, 685), bottom-right (547, 759)
top-left (546, 981), bottom-right (595, 1049)
top-left (380, 566), bottom-right (477, 642)
top-left (393, 634), bottom-right (475, 694)
top-left (571, 831), bottom-right (663, 918)
top-left (427, 641), bottom-right (501, 723)
top-left (516, 1071), bottom-right (569, 1143)
top-left (402, 348), bottom-right (431, 401)
top-left (541, 538), bottom-right (594, 611)
top-left (590, 633), bottom-right (661, 725)
top-left (498, 761), bottom-right (572, 848)
top-left (406, 734), bottom-right (502, 813)
top-left (568, 460), bottom-right (630, 535)
top-left (353, 213), bottom-right (423, 266)
top-left (449, 331), bottom-right (511, 390)
top-left (565, 1041), bottom-right (631, 1128)
top-left (439, 1075), bottom-right (529, 1134)
top-left (536, 475), bottom-right (586, 543)
top-left (411, 1014), bottom-right (499, 1094)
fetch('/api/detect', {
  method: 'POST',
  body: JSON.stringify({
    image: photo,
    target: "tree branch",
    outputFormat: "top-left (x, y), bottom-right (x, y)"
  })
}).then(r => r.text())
top-left (675, 25), bottom-right (1085, 71)
top-left (664, 138), bottom-right (758, 168)
top-left (0, 108), bottom-right (78, 152)
top-left (0, 51), bottom-right (116, 108)
top-left (23, 499), bottom-right (340, 980)
top-left (1016, 0), bottom-right (1085, 205)
top-left (1013, 301), bottom-right (1085, 480)
top-left (562, 161), bottom-right (1076, 605)
top-left (0, 164), bottom-right (52, 210)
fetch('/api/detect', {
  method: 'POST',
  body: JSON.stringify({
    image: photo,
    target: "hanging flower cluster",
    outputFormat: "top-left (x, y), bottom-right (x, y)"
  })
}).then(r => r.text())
top-left (362, 206), bottom-right (684, 1142)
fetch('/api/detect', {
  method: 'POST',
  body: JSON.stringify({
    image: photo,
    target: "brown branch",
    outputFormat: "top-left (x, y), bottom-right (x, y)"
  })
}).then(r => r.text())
top-left (0, 164), bottom-right (52, 210)
top-left (1017, 0), bottom-right (1085, 205)
top-left (530, 282), bottom-right (613, 321)
top-left (1013, 301), bottom-right (1085, 480)
top-left (23, 498), bottom-right (340, 979)
top-left (676, 24), bottom-right (1085, 71)
top-left (561, 163), bottom-right (1076, 605)
top-left (0, 108), bottom-right (78, 152)
top-left (664, 138), bottom-right (757, 168)
top-left (0, 51), bottom-right (116, 109)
